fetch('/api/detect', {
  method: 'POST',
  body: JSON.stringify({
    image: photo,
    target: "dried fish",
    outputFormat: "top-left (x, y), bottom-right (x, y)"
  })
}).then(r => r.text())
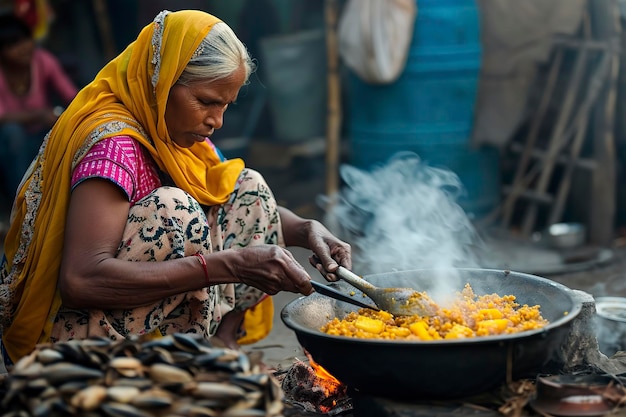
top-left (0, 334), bottom-right (284, 416)
top-left (170, 404), bottom-right (219, 417)
top-left (70, 385), bottom-right (107, 411)
top-left (148, 363), bottom-right (193, 383)
top-left (190, 381), bottom-right (247, 399)
top-left (129, 387), bottom-right (173, 408)
top-left (172, 332), bottom-right (203, 352)
top-left (109, 357), bottom-right (143, 378)
top-left (232, 373), bottom-right (269, 391)
top-left (57, 381), bottom-right (89, 395)
top-left (39, 363), bottom-right (104, 384)
top-left (100, 402), bottom-right (152, 417)
top-left (221, 409), bottom-right (267, 417)
top-left (106, 386), bottom-right (141, 404)
top-left (36, 349), bottom-right (64, 365)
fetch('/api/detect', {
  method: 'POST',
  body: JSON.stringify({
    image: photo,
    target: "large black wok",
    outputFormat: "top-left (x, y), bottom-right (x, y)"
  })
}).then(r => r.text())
top-left (281, 268), bottom-right (582, 400)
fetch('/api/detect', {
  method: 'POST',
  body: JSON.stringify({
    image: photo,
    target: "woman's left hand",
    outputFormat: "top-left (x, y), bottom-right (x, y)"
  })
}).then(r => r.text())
top-left (278, 206), bottom-right (351, 282)
top-left (306, 221), bottom-right (351, 282)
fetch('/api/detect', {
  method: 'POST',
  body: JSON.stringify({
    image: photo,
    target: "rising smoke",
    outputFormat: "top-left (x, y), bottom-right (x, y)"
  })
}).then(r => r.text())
top-left (319, 152), bottom-right (482, 299)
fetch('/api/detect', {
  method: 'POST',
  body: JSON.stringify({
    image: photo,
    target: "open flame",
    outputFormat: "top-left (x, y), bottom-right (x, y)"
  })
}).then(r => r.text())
top-left (306, 351), bottom-right (344, 398)
top-left (279, 350), bottom-right (351, 415)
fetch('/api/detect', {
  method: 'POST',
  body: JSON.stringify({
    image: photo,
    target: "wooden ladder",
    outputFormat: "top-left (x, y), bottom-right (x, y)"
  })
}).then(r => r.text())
top-left (491, 9), bottom-right (619, 245)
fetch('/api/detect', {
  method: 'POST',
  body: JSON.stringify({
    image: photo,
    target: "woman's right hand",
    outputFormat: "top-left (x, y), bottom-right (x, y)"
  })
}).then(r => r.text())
top-left (229, 245), bottom-right (314, 296)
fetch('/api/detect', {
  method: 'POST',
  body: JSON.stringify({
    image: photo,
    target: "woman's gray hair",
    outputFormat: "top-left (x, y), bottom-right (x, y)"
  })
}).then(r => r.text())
top-left (177, 22), bottom-right (255, 86)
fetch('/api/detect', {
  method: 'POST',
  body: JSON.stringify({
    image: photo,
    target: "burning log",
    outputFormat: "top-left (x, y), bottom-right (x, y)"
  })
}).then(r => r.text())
top-left (279, 352), bottom-right (352, 415)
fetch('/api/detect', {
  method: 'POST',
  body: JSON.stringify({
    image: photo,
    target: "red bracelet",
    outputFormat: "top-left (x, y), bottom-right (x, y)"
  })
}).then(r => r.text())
top-left (193, 253), bottom-right (209, 286)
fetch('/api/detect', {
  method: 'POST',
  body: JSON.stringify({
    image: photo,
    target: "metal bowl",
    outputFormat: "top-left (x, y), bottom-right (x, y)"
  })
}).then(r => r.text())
top-left (545, 222), bottom-right (586, 249)
top-left (282, 268), bottom-right (582, 400)
top-left (594, 296), bottom-right (626, 356)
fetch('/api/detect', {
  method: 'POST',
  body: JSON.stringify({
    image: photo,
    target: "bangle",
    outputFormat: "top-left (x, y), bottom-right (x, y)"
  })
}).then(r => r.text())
top-left (193, 253), bottom-right (209, 286)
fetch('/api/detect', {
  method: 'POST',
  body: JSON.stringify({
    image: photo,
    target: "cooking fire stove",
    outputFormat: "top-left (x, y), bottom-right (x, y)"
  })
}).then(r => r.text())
top-left (282, 291), bottom-right (626, 417)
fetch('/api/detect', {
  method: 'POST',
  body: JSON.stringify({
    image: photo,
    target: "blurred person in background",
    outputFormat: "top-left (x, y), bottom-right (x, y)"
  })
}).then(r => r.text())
top-left (0, 12), bottom-right (78, 197)
top-left (14, 0), bottom-right (53, 41)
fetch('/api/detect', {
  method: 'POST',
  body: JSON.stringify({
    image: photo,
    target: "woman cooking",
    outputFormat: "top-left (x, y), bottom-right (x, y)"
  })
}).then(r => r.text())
top-left (0, 9), bottom-right (351, 367)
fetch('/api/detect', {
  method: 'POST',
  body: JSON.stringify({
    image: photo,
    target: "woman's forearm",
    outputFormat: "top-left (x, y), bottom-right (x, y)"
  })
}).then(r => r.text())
top-left (278, 206), bottom-right (316, 248)
top-left (59, 250), bottom-right (241, 310)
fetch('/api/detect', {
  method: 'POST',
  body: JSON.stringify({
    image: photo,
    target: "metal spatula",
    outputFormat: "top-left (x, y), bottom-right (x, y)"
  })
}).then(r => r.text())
top-left (310, 280), bottom-right (380, 311)
top-left (335, 266), bottom-right (437, 316)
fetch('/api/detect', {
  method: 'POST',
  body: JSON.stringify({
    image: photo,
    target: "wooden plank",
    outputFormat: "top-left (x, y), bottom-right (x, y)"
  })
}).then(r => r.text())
top-left (508, 143), bottom-right (597, 171)
top-left (549, 50), bottom-right (611, 225)
top-left (324, 0), bottom-right (342, 199)
top-left (502, 188), bottom-right (554, 205)
top-left (588, 0), bottom-right (619, 245)
top-left (91, 0), bottom-right (117, 60)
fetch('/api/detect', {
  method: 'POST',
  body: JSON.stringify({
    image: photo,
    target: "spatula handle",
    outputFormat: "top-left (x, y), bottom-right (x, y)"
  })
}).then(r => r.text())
top-left (310, 281), bottom-right (379, 311)
top-left (336, 266), bottom-right (375, 293)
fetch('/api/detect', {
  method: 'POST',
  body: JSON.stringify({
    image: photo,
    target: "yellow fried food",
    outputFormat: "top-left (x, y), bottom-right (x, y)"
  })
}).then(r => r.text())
top-left (320, 283), bottom-right (549, 340)
top-left (354, 316), bottom-right (385, 334)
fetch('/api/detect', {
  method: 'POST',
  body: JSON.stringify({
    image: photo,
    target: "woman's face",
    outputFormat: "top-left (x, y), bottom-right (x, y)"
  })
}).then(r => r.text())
top-left (165, 65), bottom-right (246, 148)
top-left (1, 37), bottom-right (34, 67)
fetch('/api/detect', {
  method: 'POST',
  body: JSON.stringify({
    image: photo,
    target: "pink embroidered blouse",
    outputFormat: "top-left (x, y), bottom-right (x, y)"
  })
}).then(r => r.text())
top-left (71, 136), bottom-right (161, 204)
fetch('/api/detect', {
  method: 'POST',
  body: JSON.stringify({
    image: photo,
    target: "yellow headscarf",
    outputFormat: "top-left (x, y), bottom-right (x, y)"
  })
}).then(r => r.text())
top-left (1, 10), bottom-right (245, 362)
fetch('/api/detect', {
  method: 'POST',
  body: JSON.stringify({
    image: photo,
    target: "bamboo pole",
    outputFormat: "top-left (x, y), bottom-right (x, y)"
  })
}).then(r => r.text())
top-left (589, 0), bottom-right (619, 245)
top-left (92, 0), bottom-right (117, 61)
top-left (549, 49), bottom-right (611, 225)
top-left (324, 0), bottom-right (342, 198)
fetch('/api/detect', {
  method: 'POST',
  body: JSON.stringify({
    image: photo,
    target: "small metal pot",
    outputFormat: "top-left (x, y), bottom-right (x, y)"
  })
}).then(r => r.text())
top-left (545, 223), bottom-right (586, 249)
top-left (594, 297), bottom-right (626, 356)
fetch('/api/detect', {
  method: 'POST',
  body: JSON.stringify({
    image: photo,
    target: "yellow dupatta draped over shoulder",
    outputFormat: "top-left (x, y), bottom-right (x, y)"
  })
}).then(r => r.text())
top-left (0, 10), bottom-right (246, 362)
